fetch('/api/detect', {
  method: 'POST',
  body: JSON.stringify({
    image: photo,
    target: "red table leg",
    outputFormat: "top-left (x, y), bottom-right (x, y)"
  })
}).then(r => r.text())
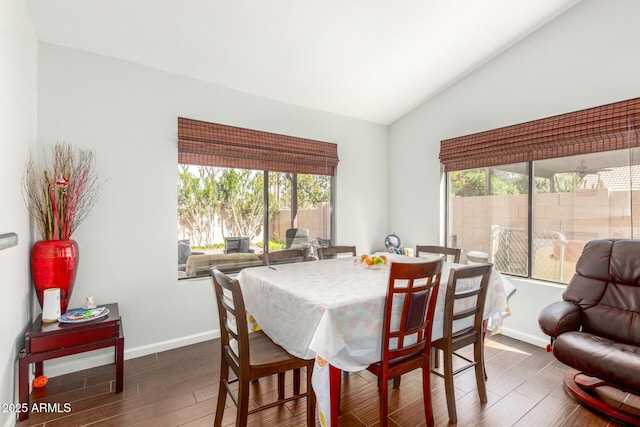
top-left (329, 364), bottom-right (341, 426)
top-left (116, 335), bottom-right (124, 392)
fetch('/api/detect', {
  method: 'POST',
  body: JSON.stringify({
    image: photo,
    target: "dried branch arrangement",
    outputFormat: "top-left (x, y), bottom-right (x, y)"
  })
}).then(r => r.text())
top-left (22, 142), bottom-right (101, 240)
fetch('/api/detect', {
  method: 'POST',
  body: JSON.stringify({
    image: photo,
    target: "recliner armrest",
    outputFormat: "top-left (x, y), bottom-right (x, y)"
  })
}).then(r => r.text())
top-left (538, 301), bottom-right (582, 338)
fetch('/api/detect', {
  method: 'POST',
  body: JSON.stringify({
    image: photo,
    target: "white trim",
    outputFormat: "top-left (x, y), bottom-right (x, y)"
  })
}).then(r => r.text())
top-left (501, 326), bottom-right (548, 348)
top-left (2, 413), bottom-right (16, 427)
top-left (41, 329), bottom-right (221, 378)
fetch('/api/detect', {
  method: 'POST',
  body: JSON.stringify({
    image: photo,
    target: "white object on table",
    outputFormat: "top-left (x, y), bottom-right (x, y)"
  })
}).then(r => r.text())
top-left (85, 295), bottom-right (96, 309)
top-left (42, 288), bottom-right (61, 323)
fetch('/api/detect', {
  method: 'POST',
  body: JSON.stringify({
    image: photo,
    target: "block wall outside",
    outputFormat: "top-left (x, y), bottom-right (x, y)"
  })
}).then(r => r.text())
top-left (450, 188), bottom-right (639, 281)
top-left (269, 203), bottom-right (331, 244)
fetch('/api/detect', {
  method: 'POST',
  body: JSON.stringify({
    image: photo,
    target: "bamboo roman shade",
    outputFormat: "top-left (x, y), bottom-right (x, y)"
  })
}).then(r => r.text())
top-left (440, 98), bottom-right (640, 172)
top-left (178, 117), bottom-right (339, 176)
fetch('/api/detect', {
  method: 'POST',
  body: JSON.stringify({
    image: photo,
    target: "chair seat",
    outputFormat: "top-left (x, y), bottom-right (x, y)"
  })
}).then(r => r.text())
top-left (247, 331), bottom-right (309, 371)
top-left (213, 269), bottom-right (315, 427)
top-left (367, 353), bottom-right (429, 379)
top-left (433, 327), bottom-right (478, 350)
top-left (554, 331), bottom-right (640, 393)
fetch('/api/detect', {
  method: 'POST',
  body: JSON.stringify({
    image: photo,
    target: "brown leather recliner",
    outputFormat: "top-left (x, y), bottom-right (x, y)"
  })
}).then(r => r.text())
top-left (538, 238), bottom-right (640, 424)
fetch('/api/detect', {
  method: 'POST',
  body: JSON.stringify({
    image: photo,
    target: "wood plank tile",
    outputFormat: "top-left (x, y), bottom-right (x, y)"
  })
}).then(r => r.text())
top-left (16, 334), bottom-right (625, 427)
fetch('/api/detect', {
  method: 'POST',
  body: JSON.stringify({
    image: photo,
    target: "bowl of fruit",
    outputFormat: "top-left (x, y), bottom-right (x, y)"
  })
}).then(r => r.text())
top-left (359, 254), bottom-right (389, 269)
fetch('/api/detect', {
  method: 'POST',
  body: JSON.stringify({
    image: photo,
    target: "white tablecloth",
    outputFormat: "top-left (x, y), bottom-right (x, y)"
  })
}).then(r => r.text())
top-left (237, 253), bottom-right (514, 426)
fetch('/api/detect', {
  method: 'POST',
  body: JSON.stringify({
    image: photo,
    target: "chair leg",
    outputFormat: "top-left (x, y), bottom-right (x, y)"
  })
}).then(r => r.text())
top-left (379, 375), bottom-right (389, 427)
top-left (474, 341), bottom-right (488, 403)
top-left (278, 372), bottom-right (285, 400)
top-left (393, 376), bottom-right (401, 388)
top-left (214, 363), bottom-right (229, 427)
top-left (432, 347), bottom-right (440, 369)
top-left (443, 350), bottom-right (457, 424)
top-left (294, 368), bottom-right (301, 395)
top-left (422, 367), bottom-right (434, 427)
top-left (237, 380), bottom-right (250, 427)
top-left (482, 319), bottom-right (488, 380)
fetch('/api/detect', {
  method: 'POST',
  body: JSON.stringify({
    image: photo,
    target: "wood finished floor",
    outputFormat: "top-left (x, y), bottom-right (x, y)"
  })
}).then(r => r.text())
top-left (16, 334), bottom-right (623, 427)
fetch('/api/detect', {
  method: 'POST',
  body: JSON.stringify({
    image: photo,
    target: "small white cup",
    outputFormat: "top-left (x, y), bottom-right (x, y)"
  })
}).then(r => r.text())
top-left (42, 288), bottom-right (61, 323)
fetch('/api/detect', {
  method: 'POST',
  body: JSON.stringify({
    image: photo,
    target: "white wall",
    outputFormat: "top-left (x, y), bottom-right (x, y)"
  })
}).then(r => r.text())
top-left (389, 0), bottom-right (640, 345)
top-left (0, 1), bottom-right (37, 426)
top-left (36, 43), bottom-right (389, 373)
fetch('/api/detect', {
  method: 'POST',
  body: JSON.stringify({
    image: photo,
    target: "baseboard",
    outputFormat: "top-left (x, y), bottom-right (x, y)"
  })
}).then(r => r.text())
top-left (500, 326), bottom-right (549, 348)
top-left (41, 328), bottom-right (221, 379)
top-left (2, 413), bottom-right (16, 427)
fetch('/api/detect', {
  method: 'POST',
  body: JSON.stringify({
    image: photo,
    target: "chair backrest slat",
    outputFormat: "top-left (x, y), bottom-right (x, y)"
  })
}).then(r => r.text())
top-left (317, 245), bottom-right (357, 260)
top-left (381, 259), bottom-right (443, 363)
top-left (212, 268), bottom-right (250, 372)
top-left (442, 264), bottom-right (492, 341)
top-left (263, 248), bottom-right (310, 266)
top-left (416, 245), bottom-right (462, 263)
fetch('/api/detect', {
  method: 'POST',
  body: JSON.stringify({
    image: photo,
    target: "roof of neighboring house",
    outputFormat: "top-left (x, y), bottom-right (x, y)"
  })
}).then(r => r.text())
top-left (581, 165), bottom-right (640, 191)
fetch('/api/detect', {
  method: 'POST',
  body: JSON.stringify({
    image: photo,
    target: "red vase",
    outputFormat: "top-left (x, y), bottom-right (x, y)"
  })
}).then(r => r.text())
top-left (31, 240), bottom-right (79, 314)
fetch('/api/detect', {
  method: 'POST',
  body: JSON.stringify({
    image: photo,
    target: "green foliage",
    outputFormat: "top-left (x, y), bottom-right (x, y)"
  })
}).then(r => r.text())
top-left (553, 173), bottom-right (582, 192)
top-left (534, 176), bottom-right (550, 193)
top-left (178, 165), bottom-right (220, 245)
top-left (271, 173), bottom-right (330, 210)
top-left (450, 168), bottom-right (538, 197)
top-left (216, 169), bottom-right (264, 240)
top-left (256, 240), bottom-right (286, 251)
top-left (191, 243), bottom-right (225, 250)
top-left (449, 169), bottom-right (486, 197)
top-left (297, 174), bottom-right (331, 208)
top-left (179, 166), bottom-right (332, 247)
top-left (490, 170), bottom-right (528, 195)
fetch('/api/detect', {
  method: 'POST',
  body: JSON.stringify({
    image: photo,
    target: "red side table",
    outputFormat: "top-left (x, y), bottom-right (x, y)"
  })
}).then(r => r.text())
top-left (18, 303), bottom-right (124, 421)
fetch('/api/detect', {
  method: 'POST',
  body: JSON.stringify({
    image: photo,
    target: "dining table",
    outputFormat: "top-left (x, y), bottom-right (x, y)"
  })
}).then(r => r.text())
top-left (236, 252), bottom-right (514, 427)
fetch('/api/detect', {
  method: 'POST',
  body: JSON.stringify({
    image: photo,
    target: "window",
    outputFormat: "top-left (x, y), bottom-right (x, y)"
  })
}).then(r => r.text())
top-left (177, 119), bottom-right (338, 278)
top-left (443, 98), bottom-right (639, 284)
top-left (447, 163), bottom-right (530, 276)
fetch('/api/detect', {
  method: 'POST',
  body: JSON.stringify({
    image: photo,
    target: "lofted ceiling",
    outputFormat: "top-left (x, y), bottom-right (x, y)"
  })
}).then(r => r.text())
top-left (26, 0), bottom-right (580, 125)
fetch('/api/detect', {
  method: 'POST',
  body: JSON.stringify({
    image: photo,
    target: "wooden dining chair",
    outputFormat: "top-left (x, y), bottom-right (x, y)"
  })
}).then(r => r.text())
top-left (430, 263), bottom-right (492, 424)
top-left (262, 247), bottom-right (310, 266)
top-left (415, 245), bottom-right (462, 263)
top-left (366, 259), bottom-right (444, 427)
top-left (211, 269), bottom-right (316, 427)
top-left (317, 245), bottom-right (356, 260)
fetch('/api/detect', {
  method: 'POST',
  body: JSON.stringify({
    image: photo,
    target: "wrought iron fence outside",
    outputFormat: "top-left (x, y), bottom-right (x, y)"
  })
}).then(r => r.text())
top-left (489, 225), bottom-right (568, 281)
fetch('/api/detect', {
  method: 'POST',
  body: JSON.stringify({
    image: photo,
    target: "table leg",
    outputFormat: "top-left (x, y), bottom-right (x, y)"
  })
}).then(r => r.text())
top-left (115, 335), bottom-right (124, 393)
top-left (329, 364), bottom-right (341, 426)
top-left (18, 351), bottom-right (29, 421)
top-left (35, 361), bottom-right (43, 377)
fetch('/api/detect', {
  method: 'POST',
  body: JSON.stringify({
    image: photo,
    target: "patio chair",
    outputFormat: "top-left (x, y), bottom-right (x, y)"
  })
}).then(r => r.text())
top-left (366, 259), bottom-right (443, 427)
top-left (285, 228), bottom-right (310, 249)
top-left (212, 269), bottom-right (315, 427)
top-left (223, 236), bottom-right (254, 254)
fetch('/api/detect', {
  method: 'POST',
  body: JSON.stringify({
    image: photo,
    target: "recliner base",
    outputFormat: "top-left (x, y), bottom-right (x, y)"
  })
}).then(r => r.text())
top-left (563, 369), bottom-right (640, 426)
